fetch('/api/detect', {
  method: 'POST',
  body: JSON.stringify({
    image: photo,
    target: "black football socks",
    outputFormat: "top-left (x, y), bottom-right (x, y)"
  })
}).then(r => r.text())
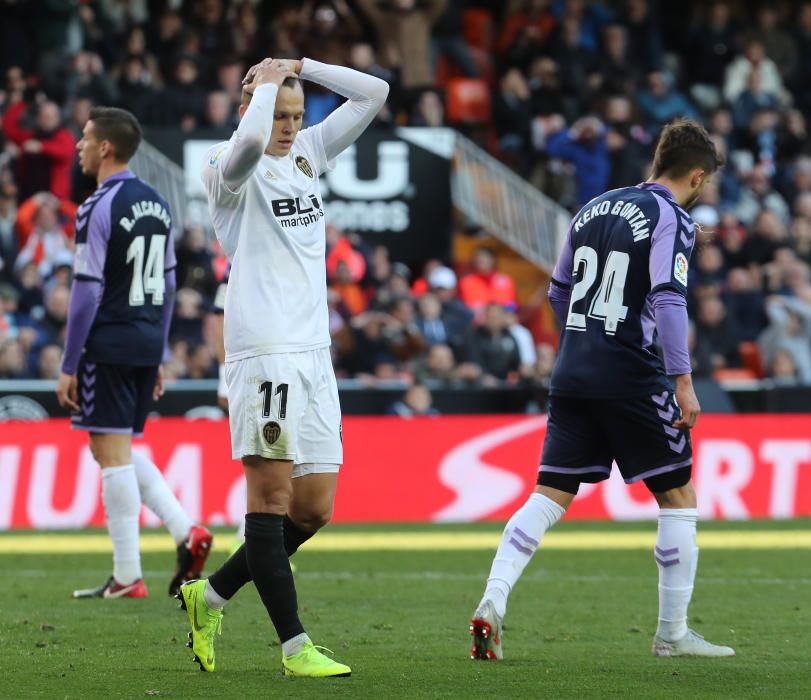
top-left (283, 514), bottom-right (316, 555)
top-left (245, 512), bottom-right (305, 642)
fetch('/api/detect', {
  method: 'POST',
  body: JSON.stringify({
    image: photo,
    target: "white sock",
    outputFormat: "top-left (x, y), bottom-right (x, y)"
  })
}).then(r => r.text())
top-left (482, 493), bottom-right (565, 618)
top-left (281, 632), bottom-right (310, 658)
top-left (204, 579), bottom-right (228, 610)
top-left (101, 464), bottom-right (142, 585)
top-left (132, 452), bottom-right (193, 545)
top-left (655, 508), bottom-right (699, 642)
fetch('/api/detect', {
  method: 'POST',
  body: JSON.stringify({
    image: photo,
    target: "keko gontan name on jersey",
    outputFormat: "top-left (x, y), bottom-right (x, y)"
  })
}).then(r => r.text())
top-left (573, 199), bottom-right (650, 241)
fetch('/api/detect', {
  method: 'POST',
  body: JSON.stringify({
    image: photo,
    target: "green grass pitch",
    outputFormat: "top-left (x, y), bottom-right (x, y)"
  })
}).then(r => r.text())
top-left (2, 520), bottom-right (809, 699)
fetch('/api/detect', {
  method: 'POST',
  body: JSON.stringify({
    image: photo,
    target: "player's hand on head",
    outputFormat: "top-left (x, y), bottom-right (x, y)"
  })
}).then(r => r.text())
top-left (243, 58), bottom-right (300, 92)
top-left (55, 372), bottom-right (80, 412)
top-left (673, 375), bottom-right (700, 430)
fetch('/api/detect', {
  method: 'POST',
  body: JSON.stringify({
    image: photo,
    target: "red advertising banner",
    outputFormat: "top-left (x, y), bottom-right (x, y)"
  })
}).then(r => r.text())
top-left (1, 415), bottom-right (810, 528)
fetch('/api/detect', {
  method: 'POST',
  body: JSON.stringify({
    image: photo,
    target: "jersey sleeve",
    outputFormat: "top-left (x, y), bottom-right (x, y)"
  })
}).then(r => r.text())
top-left (63, 189), bottom-right (117, 374)
top-left (201, 82), bottom-right (279, 198)
top-left (72, 188), bottom-right (114, 282)
top-left (649, 194), bottom-right (695, 297)
top-left (297, 58), bottom-right (389, 174)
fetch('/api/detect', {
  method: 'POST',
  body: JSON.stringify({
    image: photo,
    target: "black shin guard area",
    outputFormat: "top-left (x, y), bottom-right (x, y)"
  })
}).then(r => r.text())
top-left (245, 512), bottom-right (305, 643)
top-left (208, 544), bottom-right (251, 600)
top-left (284, 515), bottom-right (316, 556)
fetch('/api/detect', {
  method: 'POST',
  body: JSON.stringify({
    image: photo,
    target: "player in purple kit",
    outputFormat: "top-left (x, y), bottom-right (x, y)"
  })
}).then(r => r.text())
top-left (469, 119), bottom-right (735, 659)
top-left (56, 107), bottom-right (212, 599)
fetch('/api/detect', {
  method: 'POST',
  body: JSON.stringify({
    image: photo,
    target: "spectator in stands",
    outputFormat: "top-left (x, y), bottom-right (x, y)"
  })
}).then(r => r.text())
top-left (0, 186), bottom-right (17, 280)
top-left (467, 302), bottom-right (522, 384)
top-left (793, 2), bottom-right (811, 116)
top-left (3, 100), bottom-right (76, 201)
top-left (504, 304), bottom-right (537, 378)
top-left (13, 199), bottom-right (72, 279)
top-left (752, 2), bottom-right (797, 80)
top-left (356, 0), bottom-right (448, 90)
top-left (415, 342), bottom-right (455, 383)
top-left (38, 284), bottom-right (69, 347)
top-left (791, 216), bottom-right (811, 266)
top-left (163, 54), bottom-right (208, 130)
top-left (0, 338), bottom-right (27, 378)
top-left (36, 343), bottom-right (62, 379)
top-left (637, 71), bottom-right (698, 133)
top-left (496, 0), bottom-right (557, 69)
top-left (594, 23), bottom-right (639, 96)
top-left (426, 265), bottom-right (473, 352)
top-left (724, 267), bottom-right (768, 342)
top-left (759, 293), bottom-right (811, 382)
top-left (545, 115), bottom-right (610, 207)
top-left (724, 37), bottom-right (788, 106)
top-left (117, 55), bottom-right (159, 124)
top-left (332, 259), bottom-right (368, 317)
top-left (175, 226), bottom-right (217, 297)
top-left (66, 51), bottom-right (119, 106)
top-left (459, 247), bottom-right (517, 318)
top-left (734, 167), bottom-right (790, 227)
top-left (298, 0), bottom-right (362, 66)
top-left (386, 383), bottom-right (439, 417)
top-left (386, 295), bottom-right (427, 363)
top-left (416, 292), bottom-right (451, 347)
top-left (619, 0), bottom-right (664, 73)
top-left (231, 2), bottom-right (264, 66)
top-left (194, 0), bottom-right (234, 81)
top-left (533, 341), bottom-right (557, 385)
top-left (493, 69), bottom-right (532, 167)
top-left (171, 288), bottom-right (206, 345)
top-left (203, 90), bottom-right (236, 130)
top-left (186, 341), bottom-right (217, 379)
top-left (432, 0), bottom-right (480, 78)
top-left (602, 94), bottom-right (651, 190)
top-left (732, 73), bottom-right (780, 132)
top-left (694, 295), bottom-right (742, 370)
top-left (549, 15), bottom-right (599, 101)
top-left (409, 90), bottom-right (445, 127)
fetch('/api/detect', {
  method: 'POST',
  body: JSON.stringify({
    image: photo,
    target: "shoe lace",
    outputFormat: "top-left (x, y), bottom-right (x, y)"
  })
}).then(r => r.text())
top-left (205, 610), bottom-right (223, 643)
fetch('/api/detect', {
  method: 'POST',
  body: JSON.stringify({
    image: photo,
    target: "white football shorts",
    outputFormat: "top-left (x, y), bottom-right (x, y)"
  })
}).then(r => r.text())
top-left (225, 347), bottom-right (342, 471)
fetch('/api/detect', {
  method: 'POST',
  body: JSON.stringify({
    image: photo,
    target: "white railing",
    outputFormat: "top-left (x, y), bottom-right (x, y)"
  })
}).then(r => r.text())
top-left (452, 134), bottom-right (570, 272)
top-left (130, 139), bottom-right (188, 234)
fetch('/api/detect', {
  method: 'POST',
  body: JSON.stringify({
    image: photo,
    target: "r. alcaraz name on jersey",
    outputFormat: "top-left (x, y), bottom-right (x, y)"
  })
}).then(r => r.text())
top-left (201, 58), bottom-right (388, 363)
top-left (547, 182), bottom-right (695, 398)
top-left (61, 170), bottom-right (177, 374)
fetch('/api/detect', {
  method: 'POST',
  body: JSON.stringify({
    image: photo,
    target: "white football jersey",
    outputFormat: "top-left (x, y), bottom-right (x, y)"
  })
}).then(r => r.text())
top-left (203, 128), bottom-right (331, 359)
top-left (200, 60), bottom-right (389, 362)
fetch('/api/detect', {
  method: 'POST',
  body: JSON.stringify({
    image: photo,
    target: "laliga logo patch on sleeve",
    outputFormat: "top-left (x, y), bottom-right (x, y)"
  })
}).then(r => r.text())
top-left (209, 146), bottom-right (225, 168)
top-left (674, 252), bottom-right (688, 286)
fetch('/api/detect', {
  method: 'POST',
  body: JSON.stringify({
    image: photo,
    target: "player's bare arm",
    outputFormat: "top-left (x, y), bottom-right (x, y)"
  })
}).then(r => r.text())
top-left (673, 373), bottom-right (700, 429)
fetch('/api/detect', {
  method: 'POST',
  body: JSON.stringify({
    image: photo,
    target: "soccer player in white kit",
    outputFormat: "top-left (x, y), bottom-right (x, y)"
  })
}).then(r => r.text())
top-left (177, 57), bottom-right (388, 678)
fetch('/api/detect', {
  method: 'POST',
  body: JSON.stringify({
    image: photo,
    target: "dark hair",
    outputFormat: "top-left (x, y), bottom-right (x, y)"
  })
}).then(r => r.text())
top-left (651, 118), bottom-right (724, 179)
top-left (88, 106), bottom-right (142, 162)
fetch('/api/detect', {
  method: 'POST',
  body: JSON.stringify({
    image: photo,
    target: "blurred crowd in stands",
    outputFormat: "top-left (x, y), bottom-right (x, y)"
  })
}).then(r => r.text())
top-left (1, 0), bottom-right (811, 395)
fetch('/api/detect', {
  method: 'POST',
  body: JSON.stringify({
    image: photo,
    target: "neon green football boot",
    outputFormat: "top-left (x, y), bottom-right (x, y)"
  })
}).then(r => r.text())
top-left (282, 641), bottom-right (351, 678)
top-left (177, 579), bottom-right (222, 672)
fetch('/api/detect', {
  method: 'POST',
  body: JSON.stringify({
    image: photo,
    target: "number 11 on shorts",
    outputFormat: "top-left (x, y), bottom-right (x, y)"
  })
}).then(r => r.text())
top-left (259, 381), bottom-right (289, 419)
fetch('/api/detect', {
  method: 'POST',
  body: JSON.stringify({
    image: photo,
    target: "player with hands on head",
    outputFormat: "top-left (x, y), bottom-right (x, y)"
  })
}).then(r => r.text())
top-left (469, 118), bottom-right (734, 661)
top-left (58, 106), bottom-right (212, 601)
top-left (178, 54), bottom-right (388, 678)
